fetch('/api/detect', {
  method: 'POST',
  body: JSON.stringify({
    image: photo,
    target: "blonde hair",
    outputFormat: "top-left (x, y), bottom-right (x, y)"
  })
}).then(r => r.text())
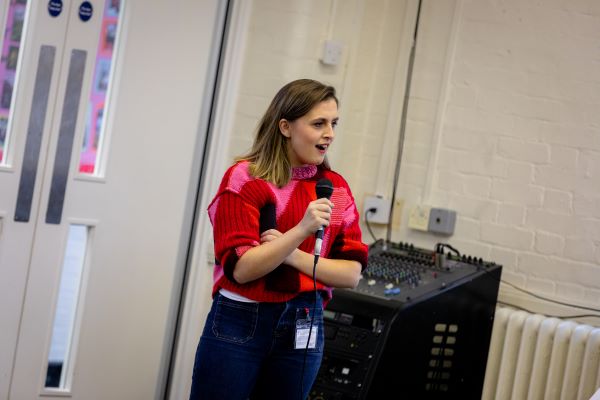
top-left (236, 79), bottom-right (338, 187)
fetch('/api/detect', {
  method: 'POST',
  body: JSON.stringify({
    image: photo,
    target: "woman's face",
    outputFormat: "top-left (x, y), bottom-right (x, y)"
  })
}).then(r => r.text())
top-left (279, 98), bottom-right (338, 167)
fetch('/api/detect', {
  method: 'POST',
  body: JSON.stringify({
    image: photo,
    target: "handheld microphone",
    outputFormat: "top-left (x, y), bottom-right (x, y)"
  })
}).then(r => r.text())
top-left (314, 178), bottom-right (333, 258)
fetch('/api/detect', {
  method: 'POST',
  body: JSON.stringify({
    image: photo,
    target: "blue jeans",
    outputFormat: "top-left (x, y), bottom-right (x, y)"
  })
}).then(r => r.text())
top-left (189, 291), bottom-right (325, 400)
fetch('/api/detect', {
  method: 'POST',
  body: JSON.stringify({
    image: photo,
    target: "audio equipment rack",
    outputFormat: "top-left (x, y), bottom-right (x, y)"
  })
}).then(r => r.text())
top-left (309, 239), bottom-right (502, 400)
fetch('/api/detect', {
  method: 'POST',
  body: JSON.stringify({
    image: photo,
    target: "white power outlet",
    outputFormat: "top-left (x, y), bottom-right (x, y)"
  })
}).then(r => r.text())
top-left (363, 195), bottom-right (391, 224)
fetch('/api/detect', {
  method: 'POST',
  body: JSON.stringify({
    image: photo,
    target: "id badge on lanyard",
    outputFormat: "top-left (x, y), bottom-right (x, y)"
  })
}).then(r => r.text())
top-left (295, 308), bottom-right (317, 349)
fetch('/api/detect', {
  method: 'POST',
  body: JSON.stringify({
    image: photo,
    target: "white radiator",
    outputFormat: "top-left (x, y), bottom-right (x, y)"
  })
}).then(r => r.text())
top-left (482, 307), bottom-right (600, 400)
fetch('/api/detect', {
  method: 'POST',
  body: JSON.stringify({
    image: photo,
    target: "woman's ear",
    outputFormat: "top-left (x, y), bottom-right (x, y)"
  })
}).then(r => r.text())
top-left (279, 119), bottom-right (291, 138)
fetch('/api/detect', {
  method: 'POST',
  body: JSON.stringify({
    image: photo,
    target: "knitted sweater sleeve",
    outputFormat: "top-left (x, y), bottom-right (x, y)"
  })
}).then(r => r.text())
top-left (327, 176), bottom-right (369, 270)
top-left (207, 164), bottom-right (270, 282)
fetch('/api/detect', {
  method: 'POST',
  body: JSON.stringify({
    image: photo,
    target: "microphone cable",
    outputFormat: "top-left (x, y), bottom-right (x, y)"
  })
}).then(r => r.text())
top-left (299, 178), bottom-right (332, 399)
top-left (299, 253), bottom-right (320, 400)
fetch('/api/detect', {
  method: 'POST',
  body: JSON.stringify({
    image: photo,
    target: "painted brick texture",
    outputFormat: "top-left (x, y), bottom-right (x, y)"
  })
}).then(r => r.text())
top-left (402, 0), bottom-right (600, 307)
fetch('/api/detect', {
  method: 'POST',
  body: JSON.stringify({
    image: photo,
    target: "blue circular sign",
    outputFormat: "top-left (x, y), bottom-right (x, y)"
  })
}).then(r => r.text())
top-left (48, 0), bottom-right (63, 17)
top-left (79, 1), bottom-right (93, 22)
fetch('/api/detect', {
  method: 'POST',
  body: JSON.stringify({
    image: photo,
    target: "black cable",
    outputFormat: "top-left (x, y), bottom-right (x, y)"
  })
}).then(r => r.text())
top-left (500, 278), bottom-right (600, 313)
top-left (299, 254), bottom-right (319, 400)
top-left (497, 300), bottom-right (600, 320)
top-left (431, 242), bottom-right (600, 314)
top-left (386, 0), bottom-right (423, 243)
top-left (365, 208), bottom-right (378, 243)
top-left (435, 242), bottom-right (460, 257)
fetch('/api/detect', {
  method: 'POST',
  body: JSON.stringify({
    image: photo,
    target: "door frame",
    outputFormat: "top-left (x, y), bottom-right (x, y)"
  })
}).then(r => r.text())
top-left (165, 0), bottom-right (253, 398)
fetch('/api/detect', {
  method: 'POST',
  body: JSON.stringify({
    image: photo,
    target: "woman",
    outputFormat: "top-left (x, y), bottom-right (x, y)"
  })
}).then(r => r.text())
top-left (190, 79), bottom-right (368, 400)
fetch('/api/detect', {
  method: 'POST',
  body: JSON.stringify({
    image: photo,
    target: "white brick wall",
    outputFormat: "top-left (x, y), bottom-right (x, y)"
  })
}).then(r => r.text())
top-left (535, 231), bottom-right (564, 256)
top-left (222, 0), bottom-right (600, 312)
top-left (390, 0), bottom-right (600, 311)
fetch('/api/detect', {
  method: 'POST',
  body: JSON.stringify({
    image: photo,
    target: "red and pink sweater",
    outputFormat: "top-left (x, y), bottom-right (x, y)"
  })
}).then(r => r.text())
top-left (208, 161), bottom-right (368, 303)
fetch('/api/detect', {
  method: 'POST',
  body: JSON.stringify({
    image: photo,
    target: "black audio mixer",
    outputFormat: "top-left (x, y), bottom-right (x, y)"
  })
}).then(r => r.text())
top-left (310, 240), bottom-right (502, 400)
top-left (355, 240), bottom-right (498, 304)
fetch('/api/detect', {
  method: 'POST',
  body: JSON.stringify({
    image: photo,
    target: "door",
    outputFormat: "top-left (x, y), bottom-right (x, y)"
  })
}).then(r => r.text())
top-left (0, 0), bottom-right (224, 398)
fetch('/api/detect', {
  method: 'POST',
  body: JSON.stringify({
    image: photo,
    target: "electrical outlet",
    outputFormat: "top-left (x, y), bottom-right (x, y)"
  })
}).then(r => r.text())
top-left (408, 205), bottom-right (431, 231)
top-left (363, 195), bottom-right (391, 224)
top-left (321, 40), bottom-right (343, 66)
top-left (428, 208), bottom-right (456, 235)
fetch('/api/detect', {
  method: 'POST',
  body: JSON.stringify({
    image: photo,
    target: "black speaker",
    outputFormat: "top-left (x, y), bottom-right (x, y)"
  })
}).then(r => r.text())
top-left (309, 240), bottom-right (502, 400)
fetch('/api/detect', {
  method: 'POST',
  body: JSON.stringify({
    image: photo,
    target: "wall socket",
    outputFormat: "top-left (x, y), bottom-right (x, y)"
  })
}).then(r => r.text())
top-left (363, 195), bottom-right (391, 224)
top-left (428, 208), bottom-right (456, 235)
top-left (408, 205), bottom-right (457, 235)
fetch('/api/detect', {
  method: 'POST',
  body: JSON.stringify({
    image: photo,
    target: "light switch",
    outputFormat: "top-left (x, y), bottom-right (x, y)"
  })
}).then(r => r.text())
top-left (321, 40), bottom-right (343, 66)
top-left (408, 205), bottom-right (431, 231)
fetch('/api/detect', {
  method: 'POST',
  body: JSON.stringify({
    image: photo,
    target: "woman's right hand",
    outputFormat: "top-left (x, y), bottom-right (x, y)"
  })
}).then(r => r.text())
top-left (298, 198), bottom-right (334, 236)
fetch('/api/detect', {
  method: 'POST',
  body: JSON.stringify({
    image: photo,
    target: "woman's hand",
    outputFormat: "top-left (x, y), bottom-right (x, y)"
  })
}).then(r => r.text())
top-left (260, 229), bottom-right (296, 265)
top-left (257, 212), bottom-right (361, 288)
top-left (298, 198), bottom-right (334, 236)
top-left (260, 229), bottom-right (283, 243)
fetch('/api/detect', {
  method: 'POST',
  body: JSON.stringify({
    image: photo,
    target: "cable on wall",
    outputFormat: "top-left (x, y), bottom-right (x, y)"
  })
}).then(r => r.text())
top-left (386, 0), bottom-right (423, 244)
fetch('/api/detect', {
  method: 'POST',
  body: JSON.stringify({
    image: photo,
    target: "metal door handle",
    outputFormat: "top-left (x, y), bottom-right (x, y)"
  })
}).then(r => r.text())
top-left (14, 45), bottom-right (56, 223)
top-left (46, 49), bottom-right (87, 225)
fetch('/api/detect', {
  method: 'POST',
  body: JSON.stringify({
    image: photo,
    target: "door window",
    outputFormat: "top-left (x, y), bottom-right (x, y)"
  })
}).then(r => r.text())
top-left (45, 225), bottom-right (91, 390)
top-left (0, 0), bottom-right (29, 165)
top-left (79, 0), bottom-right (121, 175)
